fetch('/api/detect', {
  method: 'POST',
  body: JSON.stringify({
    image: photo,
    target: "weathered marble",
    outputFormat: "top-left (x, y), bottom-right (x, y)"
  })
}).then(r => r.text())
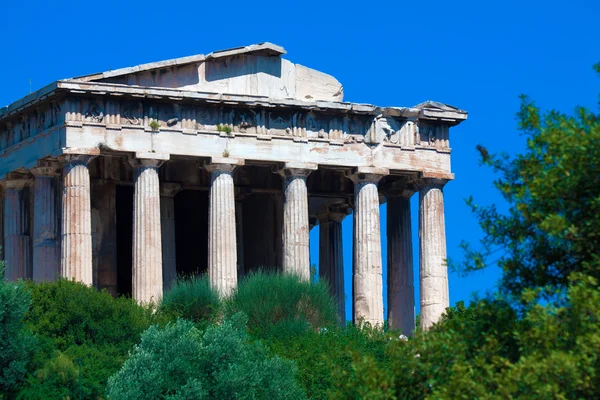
top-left (419, 180), bottom-right (449, 330)
top-left (160, 182), bottom-right (181, 291)
top-left (350, 168), bottom-right (388, 326)
top-left (3, 175), bottom-right (32, 281)
top-left (0, 43), bottom-right (466, 327)
top-left (386, 189), bottom-right (415, 335)
top-left (131, 154), bottom-right (168, 304)
top-left (318, 209), bottom-right (347, 323)
top-left (281, 163), bottom-right (317, 280)
top-left (207, 158), bottom-right (243, 297)
top-left (61, 153), bottom-right (98, 284)
top-left (31, 162), bottom-right (61, 282)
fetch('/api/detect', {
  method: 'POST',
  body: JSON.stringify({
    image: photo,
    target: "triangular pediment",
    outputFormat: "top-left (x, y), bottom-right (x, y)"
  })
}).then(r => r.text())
top-left (68, 43), bottom-right (344, 102)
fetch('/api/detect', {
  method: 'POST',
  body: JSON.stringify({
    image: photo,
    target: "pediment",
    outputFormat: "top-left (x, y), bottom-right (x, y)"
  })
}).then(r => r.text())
top-left (69, 43), bottom-right (344, 102)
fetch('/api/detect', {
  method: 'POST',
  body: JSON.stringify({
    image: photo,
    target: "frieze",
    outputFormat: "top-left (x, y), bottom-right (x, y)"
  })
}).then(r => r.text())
top-left (0, 100), bottom-right (63, 152)
top-left (0, 93), bottom-right (452, 154)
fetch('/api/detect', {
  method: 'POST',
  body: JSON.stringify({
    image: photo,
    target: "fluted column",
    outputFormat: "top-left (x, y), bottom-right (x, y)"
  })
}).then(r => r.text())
top-left (318, 208), bottom-right (347, 323)
top-left (31, 162), bottom-right (61, 282)
top-left (419, 179), bottom-right (449, 330)
top-left (350, 167), bottom-right (388, 326)
top-left (3, 174), bottom-right (33, 281)
top-left (207, 157), bottom-right (244, 297)
top-left (131, 153), bottom-right (169, 304)
top-left (280, 162), bottom-right (317, 280)
top-left (386, 187), bottom-right (415, 335)
top-left (61, 152), bottom-right (97, 284)
top-left (160, 182), bottom-right (181, 291)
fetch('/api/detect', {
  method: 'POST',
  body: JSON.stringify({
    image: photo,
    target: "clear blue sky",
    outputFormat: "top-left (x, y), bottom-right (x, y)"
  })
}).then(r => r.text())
top-left (1, 0), bottom-right (598, 319)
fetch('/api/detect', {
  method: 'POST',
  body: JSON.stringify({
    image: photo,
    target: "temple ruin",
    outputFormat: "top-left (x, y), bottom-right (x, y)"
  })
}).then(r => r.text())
top-left (0, 43), bottom-right (467, 332)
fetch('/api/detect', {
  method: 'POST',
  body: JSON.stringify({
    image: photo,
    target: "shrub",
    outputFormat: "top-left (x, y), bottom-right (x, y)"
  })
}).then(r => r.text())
top-left (264, 323), bottom-right (392, 400)
top-left (0, 264), bottom-right (36, 398)
top-left (25, 279), bottom-right (156, 351)
top-left (159, 275), bottom-right (220, 325)
top-left (228, 271), bottom-right (337, 338)
top-left (18, 280), bottom-right (164, 399)
top-left (107, 314), bottom-right (307, 399)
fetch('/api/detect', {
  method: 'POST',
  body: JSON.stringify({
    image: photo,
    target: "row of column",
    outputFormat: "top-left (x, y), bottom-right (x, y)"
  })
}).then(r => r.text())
top-left (2, 155), bottom-right (448, 331)
top-left (324, 171), bottom-right (449, 332)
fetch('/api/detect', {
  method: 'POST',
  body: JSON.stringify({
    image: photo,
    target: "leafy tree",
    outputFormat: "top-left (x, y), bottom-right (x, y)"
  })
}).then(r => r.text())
top-left (0, 263), bottom-right (36, 399)
top-left (107, 314), bottom-right (306, 400)
top-left (460, 64), bottom-right (600, 297)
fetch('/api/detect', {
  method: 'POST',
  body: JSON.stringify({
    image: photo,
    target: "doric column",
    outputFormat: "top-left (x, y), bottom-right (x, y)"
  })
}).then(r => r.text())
top-left (60, 151), bottom-right (98, 284)
top-left (3, 174), bottom-right (33, 281)
top-left (206, 157), bottom-right (244, 297)
top-left (160, 182), bottom-right (181, 291)
top-left (350, 167), bottom-right (388, 326)
top-left (280, 162), bottom-right (317, 280)
top-left (31, 162), bottom-right (62, 282)
top-left (318, 208), bottom-right (347, 323)
top-left (130, 153), bottom-right (169, 304)
top-left (419, 179), bottom-right (449, 330)
top-left (386, 186), bottom-right (416, 335)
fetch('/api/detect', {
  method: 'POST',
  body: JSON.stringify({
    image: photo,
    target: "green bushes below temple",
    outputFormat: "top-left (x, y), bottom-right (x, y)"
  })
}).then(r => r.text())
top-left (2, 270), bottom-right (599, 399)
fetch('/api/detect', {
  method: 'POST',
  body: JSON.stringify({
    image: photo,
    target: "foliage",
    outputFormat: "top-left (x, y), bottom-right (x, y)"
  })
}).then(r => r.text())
top-left (328, 273), bottom-right (600, 399)
top-left (459, 64), bottom-right (600, 297)
top-left (217, 124), bottom-right (233, 134)
top-left (0, 264), bottom-right (36, 399)
top-left (227, 271), bottom-right (337, 338)
top-left (107, 314), bottom-right (306, 400)
top-left (263, 323), bottom-right (392, 400)
top-left (149, 119), bottom-right (160, 131)
top-left (25, 279), bottom-right (156, 351)
top-left (159, 275), bottom-right (220, 326)
top-left (17, 280), bottom-right (164, 399)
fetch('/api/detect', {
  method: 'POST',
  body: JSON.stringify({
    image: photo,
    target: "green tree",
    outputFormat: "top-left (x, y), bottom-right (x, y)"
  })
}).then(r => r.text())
top-left (107, 314), bottom-right (306, 400)
top-left (0, 263), bottom-right (36, 399)
top-left (460, 63), bottom-right (600, 297)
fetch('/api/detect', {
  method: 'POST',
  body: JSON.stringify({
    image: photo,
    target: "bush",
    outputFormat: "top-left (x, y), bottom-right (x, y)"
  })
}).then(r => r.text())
top-left (326, 273), bottom-right (600, 399)
top-left (159, 275), bottom-right (220, 325)
top-left (18, 280), bottom-right (164, 399)
top-left (107, 314), bottom-right (307, 399)
top-left (25, 279), bottom-right (156, 351)
top-left (264, 323), bottom-right (393, 400)
top-left (228, 271), bottom-right (337, 338)
top-left (0, 264), bottom-right (36, 398)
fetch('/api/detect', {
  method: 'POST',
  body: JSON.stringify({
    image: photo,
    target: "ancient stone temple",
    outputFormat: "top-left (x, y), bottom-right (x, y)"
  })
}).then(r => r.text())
top-left (0, 43), bottom-right (466, 332)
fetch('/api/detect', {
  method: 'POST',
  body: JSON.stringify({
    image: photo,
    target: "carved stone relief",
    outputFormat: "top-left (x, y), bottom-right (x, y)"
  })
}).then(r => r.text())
top-left (122, 102), bottom-right (143, 125)
top-left (84, 103), bottom-right (104, 123)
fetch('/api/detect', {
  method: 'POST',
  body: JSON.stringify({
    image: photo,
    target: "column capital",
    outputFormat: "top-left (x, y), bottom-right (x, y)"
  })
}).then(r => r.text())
top-left (160, 182), bottom-right (182, 198)
top-left (30, 160), bottom-right (62, 178)
top-left (4, 172), bottom-right (34, 189)
top-left (58, 148), bottom-right (100, 166)
top-left (415, 177), bottom-right (449, 190)
top-left (348, 166), bottom-right (389, 184)
top-left (278, 162), bottom-right (318, 179)
top-left (129, 152), bottom-right (170, 169)
top-left (205, 157), bottom-right (245, 174)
